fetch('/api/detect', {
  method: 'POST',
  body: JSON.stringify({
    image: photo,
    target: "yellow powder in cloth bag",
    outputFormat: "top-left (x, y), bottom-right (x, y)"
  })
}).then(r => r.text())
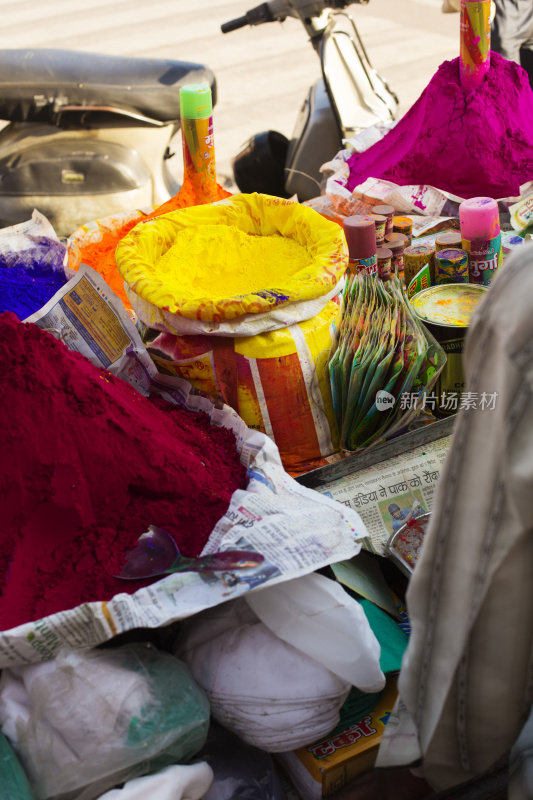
top-left (156, 224), bottom-right (310, 302)
top-left (116, 193), bottom-right (348, 324)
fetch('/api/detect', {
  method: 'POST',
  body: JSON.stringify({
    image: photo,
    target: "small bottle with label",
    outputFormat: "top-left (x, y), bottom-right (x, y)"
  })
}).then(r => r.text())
top-left (386, 238), bottom-right (406, 281)
top-left (392, 215), bottom-right (413, 245)
top-left (342, 215), bottom-right (377, 276)
top-left (435, 230), bottom-right (463, 252)
top-left (377, 246), bottom-right (393, 281)
top-left (435, 248), bottom-right (469, 284)
top-left (403, 243), bottom-right (436, 286)
top-left (179, 83), bottom-right (219, 204)
top-left (370, 214), bottom-right (387, 246)
top-left (372, 204), bottom-right (395, 237)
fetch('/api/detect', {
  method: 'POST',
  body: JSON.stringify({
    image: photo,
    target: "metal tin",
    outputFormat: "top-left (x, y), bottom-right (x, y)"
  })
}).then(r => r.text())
top-left (387, 512), bottom-right (431, 577)
top-left (435, 247), bottom-right (469, 284)
top-left (385, 232), bottom-right (409, 247)
top-left (343, 215), bottom-right (377, 259)
top-left (410, 283), bottom-right (489, 416)
top-left (463, 233), bottom-right (502, 286)
top-left (348, 253), bottom-right (378, 276)
top-left (403, 243), bottom-right (436, 286)
top-left (435, 230), bottom-right (462, 252)
top-left (392, 215), bottom-right (413, 246)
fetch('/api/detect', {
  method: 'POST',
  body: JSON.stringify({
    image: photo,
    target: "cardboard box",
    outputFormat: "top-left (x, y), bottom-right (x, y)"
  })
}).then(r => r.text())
top-left (276, 674), bottom-right (398, 799)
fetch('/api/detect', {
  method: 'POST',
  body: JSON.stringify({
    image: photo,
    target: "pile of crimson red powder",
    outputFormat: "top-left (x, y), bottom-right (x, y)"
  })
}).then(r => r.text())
top-left (0, 312), bottom-right (247, 630)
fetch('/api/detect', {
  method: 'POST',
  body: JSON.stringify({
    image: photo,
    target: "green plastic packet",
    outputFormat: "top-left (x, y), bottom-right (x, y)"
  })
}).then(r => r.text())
top-left (0, 731), bottom-right (35, 800)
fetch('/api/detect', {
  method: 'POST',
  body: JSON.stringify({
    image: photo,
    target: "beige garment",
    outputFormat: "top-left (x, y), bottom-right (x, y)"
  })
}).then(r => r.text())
top-left (377, 244), bottom-right (533, 791)
top-left (442, 0), bottom-right (460, 12)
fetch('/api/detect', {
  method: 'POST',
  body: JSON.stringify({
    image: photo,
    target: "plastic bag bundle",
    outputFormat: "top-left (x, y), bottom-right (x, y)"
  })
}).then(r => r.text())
top-left (329, 273), bottom-right (446, 451)
top-left (175, 574), bottom-right (385, 753)
top-left (0, 644), bottom-right (210, 800)
top-left (176, 599), bottom-right (350, 752)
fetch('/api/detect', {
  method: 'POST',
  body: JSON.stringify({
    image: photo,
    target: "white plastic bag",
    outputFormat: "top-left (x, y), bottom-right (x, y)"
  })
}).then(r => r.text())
top-left (246, 572), bottom-right (385, 693)
top-left (0, 644), bottom-right (210, 800)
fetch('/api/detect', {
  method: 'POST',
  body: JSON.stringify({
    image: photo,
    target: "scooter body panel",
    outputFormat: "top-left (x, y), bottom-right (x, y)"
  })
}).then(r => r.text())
top-left (227, 5), bottom-right (398, 202)
top-left (321, 11), bottom-right (398, 138)
top-left (0, 48), bottom-right (214, 234)
top-left (284, 77), bottom-right (342, 201)
top-left (0, 123), bottom-right (182, 235)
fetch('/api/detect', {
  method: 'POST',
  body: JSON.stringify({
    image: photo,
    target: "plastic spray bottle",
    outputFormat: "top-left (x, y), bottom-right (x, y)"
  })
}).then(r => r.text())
top-left (459, 0), bottom-right (491, 93)
top-left (179, 83), bottom-right (219, 204)
top-left (459, 196), bottom-right (502, 285)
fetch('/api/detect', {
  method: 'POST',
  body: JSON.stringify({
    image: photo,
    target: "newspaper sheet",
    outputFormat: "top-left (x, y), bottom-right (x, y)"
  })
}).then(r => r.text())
top-left (313, 435), bottom-right (451, 556)
top-left (1, 265), bottom-right (369, 668)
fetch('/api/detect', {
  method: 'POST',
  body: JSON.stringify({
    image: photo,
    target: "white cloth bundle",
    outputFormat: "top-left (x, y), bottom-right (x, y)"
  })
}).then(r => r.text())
top-left (176, 573), bottom-right (385, 752)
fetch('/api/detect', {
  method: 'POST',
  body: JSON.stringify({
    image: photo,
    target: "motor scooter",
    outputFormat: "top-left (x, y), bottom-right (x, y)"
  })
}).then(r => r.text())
top-left (222, 0), bottom-right (399, 201)
top-left (0, 49), bottom-right (216, 235)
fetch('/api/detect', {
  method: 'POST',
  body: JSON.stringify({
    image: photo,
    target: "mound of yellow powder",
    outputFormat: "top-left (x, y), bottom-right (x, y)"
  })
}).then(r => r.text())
top-left (156, 224), bottom-right (311, 302)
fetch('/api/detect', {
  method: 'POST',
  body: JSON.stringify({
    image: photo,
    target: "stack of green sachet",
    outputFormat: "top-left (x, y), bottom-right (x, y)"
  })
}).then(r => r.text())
top-left (329, 274), bottom-right (445, 452)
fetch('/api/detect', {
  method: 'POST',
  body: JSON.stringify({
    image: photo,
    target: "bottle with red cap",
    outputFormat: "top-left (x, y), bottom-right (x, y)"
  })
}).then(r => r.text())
top-left (342, 215), bottom-right (377, 276)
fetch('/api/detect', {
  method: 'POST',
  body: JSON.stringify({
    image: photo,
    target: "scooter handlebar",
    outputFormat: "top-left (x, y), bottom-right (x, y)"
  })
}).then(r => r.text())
top-left (221, 0), bottom-right (370, 33)
top-left (221, 2), bottom-right (276, 32)
top-left (221, 16), bottom-right (249, 32)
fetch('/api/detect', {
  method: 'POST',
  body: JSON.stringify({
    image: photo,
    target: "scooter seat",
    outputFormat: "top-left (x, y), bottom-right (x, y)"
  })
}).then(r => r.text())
top-left (0, 49), bottom-right (216, 125)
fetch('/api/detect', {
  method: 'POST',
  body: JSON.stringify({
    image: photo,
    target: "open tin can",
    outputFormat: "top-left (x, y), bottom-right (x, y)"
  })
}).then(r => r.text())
top-left (386, 512), bottom-right (431, 577)
top-left (410, 283), bottom-right (489, 416)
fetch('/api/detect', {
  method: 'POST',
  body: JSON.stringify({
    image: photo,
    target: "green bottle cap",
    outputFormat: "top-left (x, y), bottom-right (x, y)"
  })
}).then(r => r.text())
top-left (179, 84), bottom-right (213, 119)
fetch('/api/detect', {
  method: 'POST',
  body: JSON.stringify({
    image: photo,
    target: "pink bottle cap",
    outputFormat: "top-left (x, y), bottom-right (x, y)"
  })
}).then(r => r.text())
top-left (343, 215), bottom-right (377, 259)
top-left (459, 197), bottom-right (500, 240)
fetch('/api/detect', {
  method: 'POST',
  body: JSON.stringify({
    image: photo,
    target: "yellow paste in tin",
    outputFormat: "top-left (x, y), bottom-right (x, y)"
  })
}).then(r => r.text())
top-left (411, 285), bottom-right (487, 327)
top-left (156, 224), bottom-right (311, 302)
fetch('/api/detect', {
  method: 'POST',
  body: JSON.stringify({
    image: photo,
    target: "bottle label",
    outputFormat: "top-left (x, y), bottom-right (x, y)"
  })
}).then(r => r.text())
top-left (378, 257), bottom-right (392, 281)
top-left (347, 254), bottom-right (378, 276)
top-left (372, 219), bottom-right (386, 245)
top-left (391, 253), bottom-right (404, 274)
top-left (463, 233), bottom-right (502, 285)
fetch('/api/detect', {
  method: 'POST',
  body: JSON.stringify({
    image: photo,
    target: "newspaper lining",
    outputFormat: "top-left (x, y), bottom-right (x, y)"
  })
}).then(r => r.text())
top-left (313, 435), bottom-right (451, 556)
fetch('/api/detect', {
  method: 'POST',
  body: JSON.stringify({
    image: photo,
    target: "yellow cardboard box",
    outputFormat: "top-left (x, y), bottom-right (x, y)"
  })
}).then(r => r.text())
top-left (276, 674), bottom-right (398, 799)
